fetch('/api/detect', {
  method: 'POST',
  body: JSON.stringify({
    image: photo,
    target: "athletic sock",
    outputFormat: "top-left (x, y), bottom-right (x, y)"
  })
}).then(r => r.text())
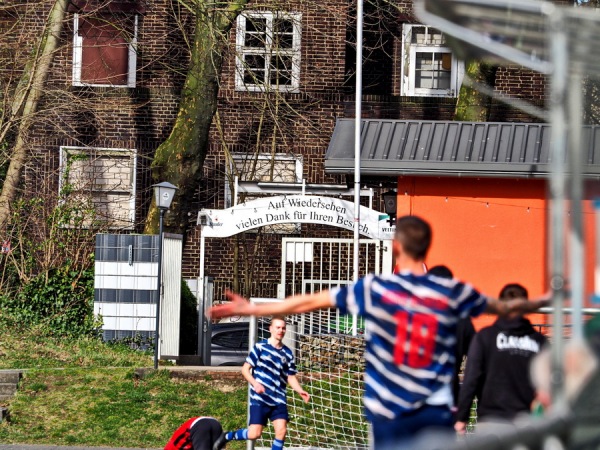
top-left (226, 429), bottom-right (248, 441)
top-left (271, 438), bottom-right (285, 450)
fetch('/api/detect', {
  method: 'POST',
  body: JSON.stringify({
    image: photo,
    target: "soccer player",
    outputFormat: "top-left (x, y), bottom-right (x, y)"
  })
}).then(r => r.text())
top-left (213, 317), bottom-right (310, 450)
top-left (165, 416), bottom-right (224, 450)
top-left (209, 215), bottom-right (550, 449)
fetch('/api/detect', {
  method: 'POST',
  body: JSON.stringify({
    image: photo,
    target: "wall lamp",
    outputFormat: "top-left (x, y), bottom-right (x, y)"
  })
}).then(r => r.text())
top-left (382, 190), bottom-right (398, 225)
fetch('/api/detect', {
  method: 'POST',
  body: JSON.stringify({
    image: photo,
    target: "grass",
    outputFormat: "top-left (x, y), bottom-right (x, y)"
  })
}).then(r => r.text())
top-left (0, 368), bottom-right (248, 448)
top-left (0, 315), bottom-right (368, 449)
top-left (0, 316), bottom-right (249, 448)
top-left (0, 315), bottom-right (151, 370)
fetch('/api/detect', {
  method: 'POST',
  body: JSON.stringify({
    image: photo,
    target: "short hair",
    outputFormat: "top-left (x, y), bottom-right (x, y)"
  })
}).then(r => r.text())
top-left (394, 215), bottom-right (432, 260)
top-left (428, 265), bottom-right (453, 279)
top-left (499, 283), bottom-right (528, 300)
top-left (270, 316), bottom-right (287, 326)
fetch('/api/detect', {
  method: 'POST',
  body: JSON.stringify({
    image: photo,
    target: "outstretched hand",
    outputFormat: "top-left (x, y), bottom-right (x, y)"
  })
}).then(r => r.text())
top-left (208, 290), bottom-right (253, 319)
top-left (534, 292), bottom-right (552, 309)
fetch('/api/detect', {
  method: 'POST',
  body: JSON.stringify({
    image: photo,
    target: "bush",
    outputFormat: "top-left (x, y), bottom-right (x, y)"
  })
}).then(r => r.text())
top-left (179, 280), bottom-right (198, 355)
top-left (0, 264), bottom-right (99, 337)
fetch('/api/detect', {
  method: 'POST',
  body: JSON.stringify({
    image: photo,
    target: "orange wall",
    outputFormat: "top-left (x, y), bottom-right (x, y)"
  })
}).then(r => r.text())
top-left (394, 176), bottom-right (600, 330)
top-left (396, 177), bottom-right (549, 329)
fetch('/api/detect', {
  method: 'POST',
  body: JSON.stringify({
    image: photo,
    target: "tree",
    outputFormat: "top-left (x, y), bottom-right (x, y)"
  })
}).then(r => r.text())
top-left (0, 0), bottom-right (69, 228)
top-left (144, 0), bottom-right (249, 236)
top-left (0, 0), bottom-right (157, 289)
top-left (454, 61), bottom-right (497, 122)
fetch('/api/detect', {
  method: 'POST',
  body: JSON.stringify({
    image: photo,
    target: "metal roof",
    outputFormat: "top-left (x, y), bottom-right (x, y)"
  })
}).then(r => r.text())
top-left (324, 119), bottom-right (600, 178)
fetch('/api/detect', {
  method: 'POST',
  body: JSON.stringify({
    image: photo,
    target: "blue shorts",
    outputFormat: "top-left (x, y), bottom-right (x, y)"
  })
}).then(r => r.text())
top-left (249, 403), bottom-right (289, 425)
top-left (371, 405), bottom-right (455, 450)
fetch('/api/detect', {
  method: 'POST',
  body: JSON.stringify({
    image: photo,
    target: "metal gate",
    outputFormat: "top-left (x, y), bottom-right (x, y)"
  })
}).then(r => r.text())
top-left (280, 237), bottom-right (392, 335)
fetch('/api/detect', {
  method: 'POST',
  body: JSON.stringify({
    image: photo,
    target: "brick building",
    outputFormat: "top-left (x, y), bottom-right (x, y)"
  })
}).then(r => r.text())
top-left (3, 0), bottom-right (596, 339)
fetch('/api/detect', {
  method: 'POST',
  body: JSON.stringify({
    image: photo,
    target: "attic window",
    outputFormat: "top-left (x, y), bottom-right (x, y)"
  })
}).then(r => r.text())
top-left (400, 24), bottom-right (463, 97)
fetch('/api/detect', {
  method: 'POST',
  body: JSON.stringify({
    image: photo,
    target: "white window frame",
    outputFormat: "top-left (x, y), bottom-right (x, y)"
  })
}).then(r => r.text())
top-left (401, 24), bottom-right (463, 97)
top-left (235, 11), bottom-right (302, 93)
top-left (225, 153), bottom-right (303, 208)
top-left (59, 146), bottom-right (137, 229)
top-left (72, 13), bottom-right (138, 88)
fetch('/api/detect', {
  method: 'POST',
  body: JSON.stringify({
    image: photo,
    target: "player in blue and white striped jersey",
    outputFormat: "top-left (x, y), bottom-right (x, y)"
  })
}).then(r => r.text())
top-left (331, 269), bottom-right (488, 448)
top-left (214, 317), bottom-right (310, 450)
top-left (210, 215), bottom-right (550, 450)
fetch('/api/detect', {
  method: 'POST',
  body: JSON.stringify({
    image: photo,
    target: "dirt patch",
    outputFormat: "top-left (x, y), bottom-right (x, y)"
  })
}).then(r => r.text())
top-left (207, 378), bottom-right (245, 393)
top-left (162, 369), bottom-right (247, 393)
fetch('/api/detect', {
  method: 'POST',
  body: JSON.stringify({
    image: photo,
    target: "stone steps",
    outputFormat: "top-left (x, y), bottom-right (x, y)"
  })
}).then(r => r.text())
top-left (0, 383), bottom-right (17, 399)
top-left (0, 370), bottom-right (21, 402)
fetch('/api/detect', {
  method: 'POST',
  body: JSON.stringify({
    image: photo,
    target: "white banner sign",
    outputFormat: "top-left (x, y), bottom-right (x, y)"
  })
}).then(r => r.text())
top-left (200, 195), bottom-right (395, 240)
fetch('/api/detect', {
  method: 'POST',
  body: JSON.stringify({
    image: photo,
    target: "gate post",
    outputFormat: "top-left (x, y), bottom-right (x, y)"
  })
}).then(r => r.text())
top-left (199, 276), bottom-right (213, 366)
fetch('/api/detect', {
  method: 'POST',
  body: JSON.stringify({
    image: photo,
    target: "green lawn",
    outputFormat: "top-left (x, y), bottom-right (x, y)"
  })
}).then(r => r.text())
top-left (0, 317), bottom-right (366, 449)
top-left (0, 368), bottom-right (248, 448)
top-left (0, 318), bottom-right (249, 448)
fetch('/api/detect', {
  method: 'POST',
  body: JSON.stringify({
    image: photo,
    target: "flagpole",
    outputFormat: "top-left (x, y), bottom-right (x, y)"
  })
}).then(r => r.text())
top-left (352, 0), bottom-right (363, 336)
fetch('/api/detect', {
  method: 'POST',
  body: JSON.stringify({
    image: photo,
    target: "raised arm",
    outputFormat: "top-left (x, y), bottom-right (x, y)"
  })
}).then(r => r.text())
top-left (485, 293), bottom-right (551, 316)
top-left (209, 289), bottom-right (334, 320)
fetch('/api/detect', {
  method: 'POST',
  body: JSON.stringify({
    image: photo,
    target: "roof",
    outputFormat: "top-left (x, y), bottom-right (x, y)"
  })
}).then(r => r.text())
top-left (324, 119), bottom-right (600, 178)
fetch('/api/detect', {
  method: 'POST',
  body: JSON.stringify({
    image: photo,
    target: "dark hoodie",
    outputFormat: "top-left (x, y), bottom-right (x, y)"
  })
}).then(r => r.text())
top-left (456, 317), bottom-right (547, 422)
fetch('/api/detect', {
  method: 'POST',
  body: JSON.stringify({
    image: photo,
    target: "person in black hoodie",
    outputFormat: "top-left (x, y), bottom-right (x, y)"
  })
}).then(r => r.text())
top-left (454, 283), bottom-right (547, 435)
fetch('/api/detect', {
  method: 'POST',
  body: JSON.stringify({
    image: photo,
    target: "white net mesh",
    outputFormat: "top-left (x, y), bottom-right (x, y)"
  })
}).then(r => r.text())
top-left (246, 238), bottom-right (387, 449)
top-left (251, 312), bottom-right (369, 450)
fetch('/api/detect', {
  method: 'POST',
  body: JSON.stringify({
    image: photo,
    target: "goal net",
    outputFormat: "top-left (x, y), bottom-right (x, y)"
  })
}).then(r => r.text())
top-left (250, 309), bottom-right (369, 450)
top-left (240, 238), bottom-right (387, 449)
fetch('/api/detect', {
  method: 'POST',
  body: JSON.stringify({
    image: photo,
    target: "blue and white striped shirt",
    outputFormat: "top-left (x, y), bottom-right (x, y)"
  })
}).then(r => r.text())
top-left (332, 271), bottom-right (488, 421)
top-left (246, 339), bottom-right (297, 406)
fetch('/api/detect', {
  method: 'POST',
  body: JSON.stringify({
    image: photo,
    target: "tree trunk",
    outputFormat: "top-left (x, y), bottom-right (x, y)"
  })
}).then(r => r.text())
top-left (454, 60), bottom-right (497, 122)
top-left (0, 0), bottom-right (69, 228)
top-left (144, 0), bottom-right (248, 235)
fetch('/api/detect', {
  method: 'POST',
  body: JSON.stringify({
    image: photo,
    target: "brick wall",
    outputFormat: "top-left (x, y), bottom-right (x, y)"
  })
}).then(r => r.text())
top-left (5, 0), bottom-right (556, 300)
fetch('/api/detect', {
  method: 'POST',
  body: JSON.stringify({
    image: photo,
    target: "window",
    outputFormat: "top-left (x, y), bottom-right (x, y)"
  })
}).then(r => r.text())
top-left (400, 25), bottom-right (463, 97)
top-left (59, 146), bottom-right (137, 229)
top-left (226, 153), bottom-right (303, 207)
top-left (235, 12), bottom-right (301, 92)
top-left (72, 13), bottom-right (138, 87)
top-left (211, 327), bottom-right (248, 349)
top-left (226, 153), bottom-right (303, 233)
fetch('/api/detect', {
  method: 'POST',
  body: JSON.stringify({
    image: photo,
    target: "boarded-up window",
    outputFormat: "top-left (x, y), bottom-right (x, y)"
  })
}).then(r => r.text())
top-left (73, 13), bottom-right (137, 87)
top-left (59, 146), bottom-right (137, 229)
top-left (234, 156), bottom-right (300, 184)
top-left (227, 153), bottom-right (303, 233)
